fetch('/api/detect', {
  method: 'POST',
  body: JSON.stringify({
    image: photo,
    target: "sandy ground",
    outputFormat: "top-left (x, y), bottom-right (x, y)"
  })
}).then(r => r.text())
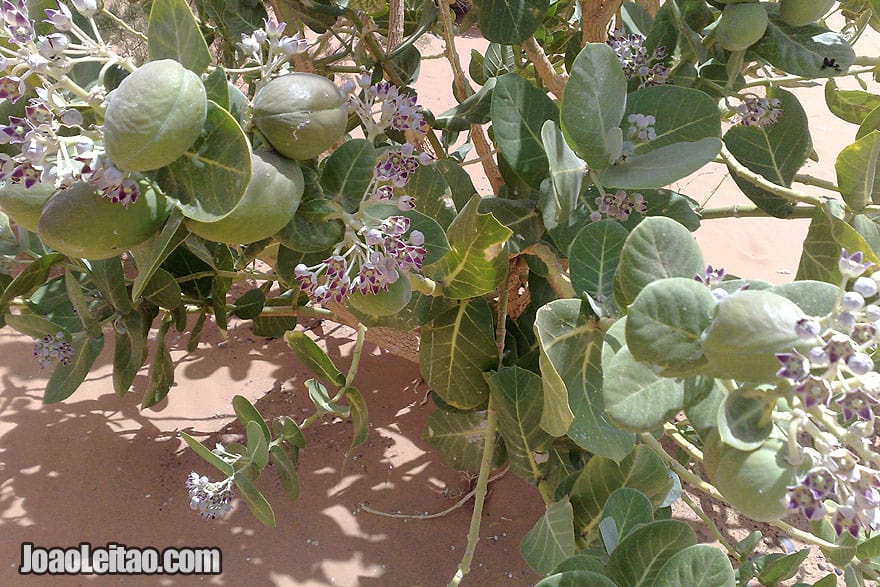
top-left (2, 24), bottom-right (878, 587)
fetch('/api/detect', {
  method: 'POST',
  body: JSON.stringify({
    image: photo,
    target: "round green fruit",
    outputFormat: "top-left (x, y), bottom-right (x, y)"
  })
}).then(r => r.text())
top-left (37, 182), bottom-right (171, 259)
top-left (252, 73), bottom-right (347, 160)
top-left (703, 431), bottom-right (797, 523)
top-left (103, 59), bottom-right (207, 172)
top-left (780, 0), bottom-right (836, 27)
top-left (185, 151), bottom-right (304, 244)
top-left (717, 3), bottom-right (768, 52)
top-left (347, 276), bottom-right (413, 317)
top-left (701, 290), bottom-right (807, 382)
top-left (0, 180), bottom-right (55, 232)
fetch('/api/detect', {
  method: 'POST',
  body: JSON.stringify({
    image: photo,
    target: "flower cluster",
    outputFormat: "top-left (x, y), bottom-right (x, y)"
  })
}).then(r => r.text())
top-left (185, 443), bottom-right (241, 520)
top-left (627, 113), bottom-right (656, 142)
top-left (0, 2), bottom-right (144, 204)
top-left (735, 96), bottom-right (782, 128)
top-left (590, 189), bottom-right (647, 223)
top-left (344, 75), bottom-right (429, 141)
top-left (607, 29), bottom-right (669, 88)
top-left (237, 18), bottom-right (307, 72)
top-left (774, 249), bottom-right (880, 537)
top-left (32, 331), bottom-right (73, 369)
top-left (295, 215), bottom-right (426, 304)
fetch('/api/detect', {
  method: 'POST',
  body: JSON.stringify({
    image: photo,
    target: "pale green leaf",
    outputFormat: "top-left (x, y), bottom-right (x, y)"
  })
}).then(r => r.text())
top-left (425, 196), bottom-right (511, 299)
top-left (419, 298), bottom-right (497, 409)
top-left (521, 498), bottom-right (576, 575)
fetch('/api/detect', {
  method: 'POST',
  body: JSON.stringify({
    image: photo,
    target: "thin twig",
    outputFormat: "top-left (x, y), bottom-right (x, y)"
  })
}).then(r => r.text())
top-left (359, 467), bottom-right (510, 520)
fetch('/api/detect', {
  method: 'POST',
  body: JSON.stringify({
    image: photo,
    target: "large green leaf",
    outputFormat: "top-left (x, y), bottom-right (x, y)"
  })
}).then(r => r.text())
top-left (88, 257), bottom-right (131, 315)
top-left (284, 330), bottom-right (346, 387)
top-left (44, 334), bottom-right (104, 403)
top-left (534, 299), bottom-right (634, 460)
top-left (404, 163), bottom-right (456, 228)
top-left (560, 43), bottom-right (627, 171)
top-left (541, 120), bottom-right (587, 230)
top-left (604, 520), bottom-right (697, 586)
top-left (836, 131), bottom-right (880, 211)
top-left (652, 544), bottom-right (735, 587)
top-left (4, 313), bottom-right (69, 341)
top-left (0, 252), bottom-right (65, 305)
top-left (234, 472), bottom-right (276, 527)
top-left (434, 78), bottom-right (496, 131)
top-left (750, 8), bottom-right (855, 78)
top-left (270, 445), bottom-right (300, 502)
top-left (598, 138), bottom-right (722, 189)
top-left (491, 73), bottom-right (558, 188)
top-left (195, 0), bottom-right (267, 62)
top-left (825, 80), bottom-right (880, 125)
top-left (798, 203), bottom-right (880, 282)
top-left (520, 498), bottom-right (576, 575)
top-left (477, 0), bottom-right (550, 44)
top-left (156, 101), bottom-right (252, 222)
top-left (604, 346), bottom-right (685, 432)
top-left (180, 431), bottom-right (234, 476)
top-left (536, 571), bottom-right (616, 587)
top-left (111, 311), bottom-right (146, 397)
top-left (419, 298), bottom-right (497, 409)
top-left (724, 88), bottom-right (811, 218)
top-left (478, 197), bottom-right (543, 253)
top-left (568, 445), bottom-right (672, 536)
top-left (141, 321), bottom-right (174, 409)
top-left (421, 409), bottom-right (506, 472)
top-left (624, 277), bottom-right (716, 376)
top-left (601, 487), bottom-right (654, 546)
top-left (425, 196), bottom-right (511, 299)
top-left (613, 216), bottom-right (704, 309)
top-left (568, 219), bottom-right (628, 300)
top-left (485, 366), bottom-right (554, 483)
top-left (623, 85), bottom-right (720, 155)
top-left (148, 0), bottom-right (212, 73)
top-left (130, 210), bottom-right (188, 301)
top-left (321, 139), bottom-right (377, 212)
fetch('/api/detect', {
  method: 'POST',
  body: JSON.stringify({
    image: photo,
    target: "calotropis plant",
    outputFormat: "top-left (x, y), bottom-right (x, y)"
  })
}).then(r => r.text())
top-left (3, 0), bottom-right (880, 584)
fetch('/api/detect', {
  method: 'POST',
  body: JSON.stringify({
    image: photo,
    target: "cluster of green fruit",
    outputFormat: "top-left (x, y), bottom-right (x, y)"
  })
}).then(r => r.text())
top-left (716, 0), bottom-right (837, 52)
top-left (0, 59), bottom-right (350, 260)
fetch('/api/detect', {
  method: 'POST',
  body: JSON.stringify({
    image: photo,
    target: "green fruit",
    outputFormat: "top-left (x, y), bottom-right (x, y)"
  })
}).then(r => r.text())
top-left (717, 3), bottom-right (768, 52)
top-left (103, 59), bottom-right (207, 172)
top-left (0, 181), bottom-right (55, 232)
top-left (703, 430), bottom-right (797, 523)
top-left (185, 151), bottom-right (304, 244)
top-left (252, 73), bottom-right (347, 160)
top-left (701, 290), bottom-right (807, 382)
top-left (780, 0), bottom-right (836, 27)
top-left (37, 182), bottom-right (171, 259)
top-left (347, 276), bottom-right (413, 316)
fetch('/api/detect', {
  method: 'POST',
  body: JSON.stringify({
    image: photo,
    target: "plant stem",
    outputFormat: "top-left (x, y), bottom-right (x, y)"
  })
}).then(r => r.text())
top-left (344, 323), bottom-right (367, 388)
top-left (435, 0), bottom-right (503, 192)
top-left (448, 277), bottom-right (510, 586)
top-left (720, 146), bottom-right (823, 207)
top-left (744, 65), bottom-right (877, 87)
top-left (100, 7), bottom-right (148, 42)
top-left (360, 467), bottom-right (509, 520)
top-left (793, 173), bottom-right (840, 193)
top-left (680, 492), bottom-right (737, 556)
top-left (639, 432), bottom-right (724, 499)
top-left (522, 37), bottom-right (567, 99)
top-left (698, 204), bottom-right (816, 220)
